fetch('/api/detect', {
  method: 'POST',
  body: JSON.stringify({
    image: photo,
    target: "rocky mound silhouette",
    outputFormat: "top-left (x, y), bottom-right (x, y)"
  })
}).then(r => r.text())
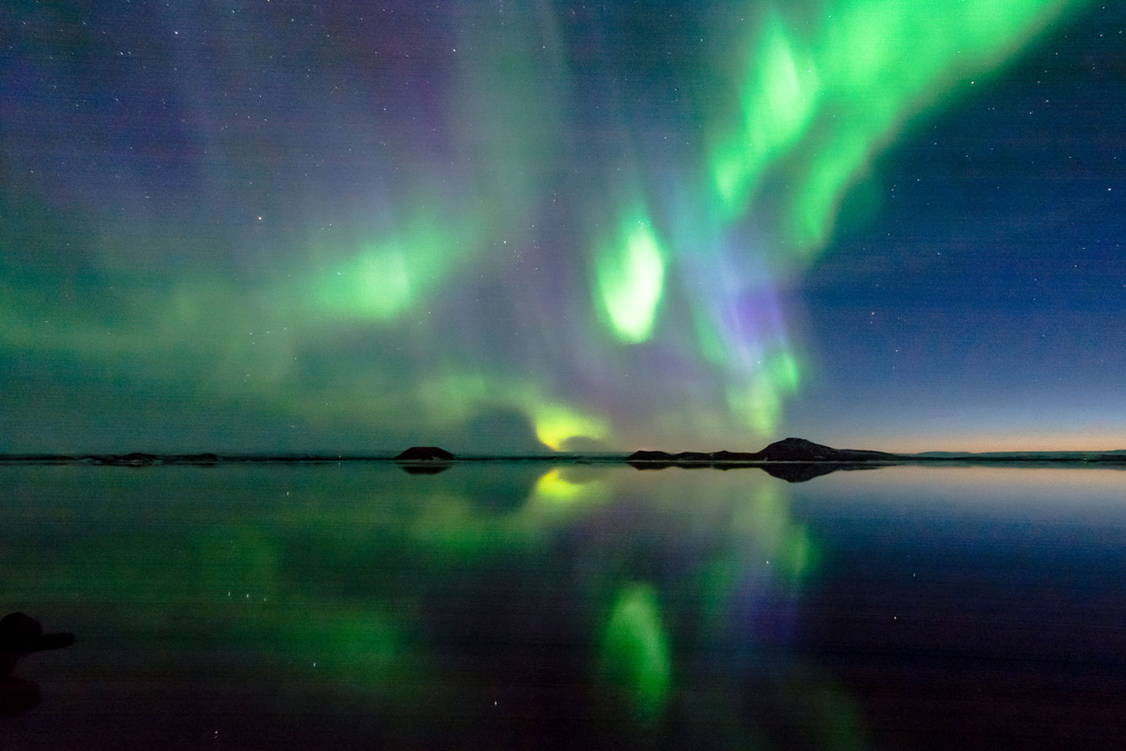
top-left (395, 446), bottom-right (456, 461)
top-left (1, 613), bottom-right (74, 677)
top-left (627, 438), bottom-right (898, 467)
top-left (752, 437), bottom-right (897, 462)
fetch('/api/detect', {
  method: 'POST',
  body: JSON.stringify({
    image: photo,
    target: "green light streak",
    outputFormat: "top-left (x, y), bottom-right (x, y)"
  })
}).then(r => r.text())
top-left (767, 350), bottom-right (802, 392)
top-left (779, 525), bottom-right (818, 584)
top-left (594, 212), bottom-right (667, 344)
top-left (711, 0), bottom-right (1087, 252)
top-left (599, 583), bottom-right (672, 723)
top-left (726, 350), bottom-right (802, 436)
top-left (309, 6), bottom-right (567, 327)
top-left (530, 403), bottom-right (609, 451)
top-left (414, 373), bottom-right (608, 451)
top-left (271, 601), bottom-right (406, 686)
top-left (731, 483), bottom-right (821, 588)
top-left (527, 468), bottom-right (609, 508)
top-left (712, 14), bottom-right (820, 213)
top-left (312, 218), bottom-right (471, 322)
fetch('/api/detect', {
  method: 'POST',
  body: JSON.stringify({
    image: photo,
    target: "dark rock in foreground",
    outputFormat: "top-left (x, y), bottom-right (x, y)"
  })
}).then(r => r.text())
top-left (0, 613), bottom-right (74, 677)
top-left (395, 446), bottom-right (456, 461)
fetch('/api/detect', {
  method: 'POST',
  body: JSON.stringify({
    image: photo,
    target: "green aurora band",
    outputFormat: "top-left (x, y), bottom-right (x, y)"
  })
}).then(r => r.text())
top-left (294, 0), bottom-right (1087, 448)
top-left (0, 0), bottom-right (1090, 452)
top-left (707, 0), bottom-right (1084, 250)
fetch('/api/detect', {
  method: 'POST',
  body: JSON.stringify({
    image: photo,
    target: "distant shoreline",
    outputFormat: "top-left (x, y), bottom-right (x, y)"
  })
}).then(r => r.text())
top-left (3, 438), bottom-right (1125, 470)
top-left (1, 453), bottom-right (1124, 467)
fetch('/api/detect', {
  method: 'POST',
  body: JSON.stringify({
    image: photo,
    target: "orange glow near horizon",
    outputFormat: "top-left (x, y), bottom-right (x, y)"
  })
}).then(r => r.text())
top-left (832, 431), bottom-right (1126, 454)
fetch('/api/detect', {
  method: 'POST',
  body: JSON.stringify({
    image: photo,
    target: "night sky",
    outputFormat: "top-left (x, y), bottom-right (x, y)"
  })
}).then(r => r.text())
top-left (2, 0), bottom-right (1123, 454)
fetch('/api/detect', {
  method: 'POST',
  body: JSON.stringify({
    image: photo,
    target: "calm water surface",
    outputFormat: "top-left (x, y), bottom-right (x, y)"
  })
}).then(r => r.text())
top-left (2, 463), bottom-right (1125, 749)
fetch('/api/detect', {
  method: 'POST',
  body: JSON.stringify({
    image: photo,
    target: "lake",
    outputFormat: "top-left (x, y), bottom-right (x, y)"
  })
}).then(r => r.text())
top-left (2, 463), bottom-right (1125, 748)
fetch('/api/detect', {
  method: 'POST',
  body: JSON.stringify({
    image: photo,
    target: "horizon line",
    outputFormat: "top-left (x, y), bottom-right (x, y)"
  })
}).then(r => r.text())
top-left (4, 446), bottom-right (1126, 459)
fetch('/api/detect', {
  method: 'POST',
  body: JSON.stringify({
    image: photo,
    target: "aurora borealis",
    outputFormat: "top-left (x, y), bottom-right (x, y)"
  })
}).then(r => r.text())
top-left (2, 1), bottom-right (1123, 453)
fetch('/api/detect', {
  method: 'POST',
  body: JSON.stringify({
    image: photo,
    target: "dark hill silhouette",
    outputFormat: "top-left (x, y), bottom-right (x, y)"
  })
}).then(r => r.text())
top-left (86, 452), bottom-right (160, 466)
top-left (752, 437), bottom-right (896, 462)
top-left (395, 446), bottom-right (455, 461)
top-left (626, 450), bottom-right (718, 469)
top-left (628, 438), bottom-right (898, 468)
top-left (711, 450), bottom-right (760, 462)
top-left (172, 452), bottom-right (221, 465)
top-left (628, 450), bottom-right (676, 462)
